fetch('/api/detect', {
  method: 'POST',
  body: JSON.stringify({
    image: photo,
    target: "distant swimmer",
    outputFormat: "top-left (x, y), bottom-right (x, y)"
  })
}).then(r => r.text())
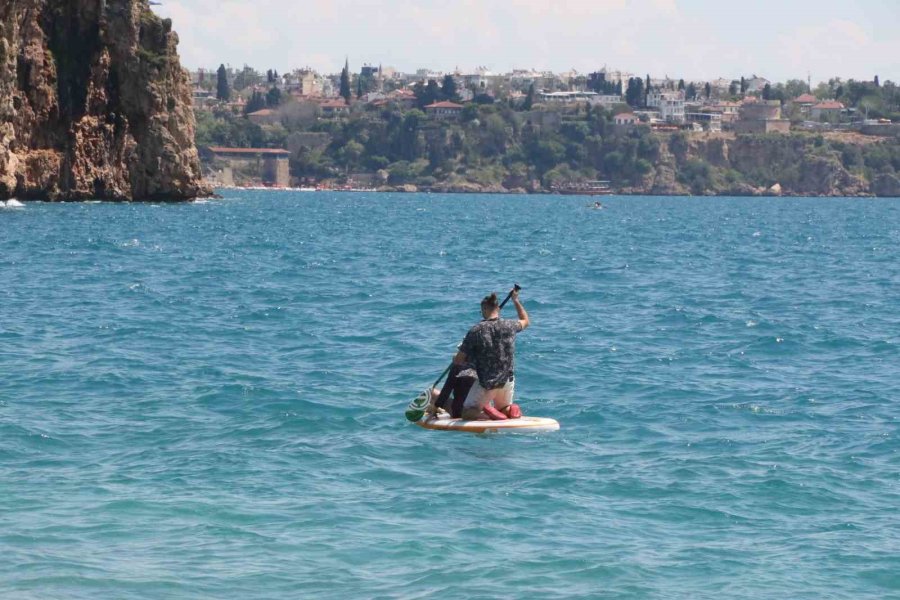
top-left (591, 201), bottom-right (604, 209)
top-left (454, 289), bottom-right (529, 420)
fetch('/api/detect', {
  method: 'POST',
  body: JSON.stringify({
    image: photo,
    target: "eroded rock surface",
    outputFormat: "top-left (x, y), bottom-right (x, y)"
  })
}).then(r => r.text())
top-left (0, 0), bottom-right (208, 200)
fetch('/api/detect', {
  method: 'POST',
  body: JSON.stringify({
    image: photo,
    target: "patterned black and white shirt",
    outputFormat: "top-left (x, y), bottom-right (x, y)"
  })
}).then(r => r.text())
top-left (459, 318), bottom-right (524, 389)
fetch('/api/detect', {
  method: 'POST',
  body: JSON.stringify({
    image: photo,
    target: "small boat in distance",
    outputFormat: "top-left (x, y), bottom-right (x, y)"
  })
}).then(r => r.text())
top-left (551, 180), bottom-right (613, 196)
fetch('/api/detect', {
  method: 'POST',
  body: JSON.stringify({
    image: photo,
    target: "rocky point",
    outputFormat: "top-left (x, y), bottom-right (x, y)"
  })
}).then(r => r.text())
top-left (0, 0), bottom-right (208, 201)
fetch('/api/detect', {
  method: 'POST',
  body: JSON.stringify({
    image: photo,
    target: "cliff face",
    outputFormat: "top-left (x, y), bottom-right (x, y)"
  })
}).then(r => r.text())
top-left (633, 133), bottom-right (873, 197)
top-left (0, 0), bottom-right (208, 200)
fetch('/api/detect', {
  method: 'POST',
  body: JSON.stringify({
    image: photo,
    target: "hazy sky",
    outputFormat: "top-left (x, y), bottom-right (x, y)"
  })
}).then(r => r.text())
top-left (156, 0), bottom-right (900, 83)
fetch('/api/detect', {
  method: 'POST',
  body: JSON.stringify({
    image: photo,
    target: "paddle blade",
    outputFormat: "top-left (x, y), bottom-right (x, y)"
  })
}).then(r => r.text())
top-left (405, 408), bottom-right (425, 422)
top-left (405, 390), bottom-right (430, 422)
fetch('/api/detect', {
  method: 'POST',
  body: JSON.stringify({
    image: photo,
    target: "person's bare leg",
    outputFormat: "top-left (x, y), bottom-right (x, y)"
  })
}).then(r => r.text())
top-left (490, 382), bottom-right (515, 412)
top-left (425, 387), bottom-right (441, 415)
top-left (461, 407), bottom-right (483, 420)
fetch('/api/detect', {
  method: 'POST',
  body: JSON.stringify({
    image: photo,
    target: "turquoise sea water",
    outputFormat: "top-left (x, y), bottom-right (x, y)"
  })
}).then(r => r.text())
top-left (2, 191), bottom-right (899, 599)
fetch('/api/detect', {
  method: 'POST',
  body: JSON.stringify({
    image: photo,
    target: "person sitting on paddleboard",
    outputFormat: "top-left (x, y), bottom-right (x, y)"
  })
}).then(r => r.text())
top-left (431, 362), bottom-right (477, 419)
top-left (454, 289), bottom-right (530, 420)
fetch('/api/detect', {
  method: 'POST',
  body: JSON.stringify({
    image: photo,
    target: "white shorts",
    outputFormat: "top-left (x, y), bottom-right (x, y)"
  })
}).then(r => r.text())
top-left (462, 378), bottom-right (515, 411)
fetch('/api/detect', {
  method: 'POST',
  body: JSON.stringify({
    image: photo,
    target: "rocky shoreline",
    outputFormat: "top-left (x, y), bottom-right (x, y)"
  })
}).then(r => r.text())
top-left (213, 183), bottom-right (893, 198)
top-left (373, 181), bottom-right (896, 197)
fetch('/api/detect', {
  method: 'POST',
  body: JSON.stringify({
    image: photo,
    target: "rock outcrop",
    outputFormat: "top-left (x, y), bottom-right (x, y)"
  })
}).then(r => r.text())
top-left (0, 0), bottom-right (208, 200)
top-left (871, 173), bottom-right (900, 197)
top-left (633, 132), bottom-right (876, 197)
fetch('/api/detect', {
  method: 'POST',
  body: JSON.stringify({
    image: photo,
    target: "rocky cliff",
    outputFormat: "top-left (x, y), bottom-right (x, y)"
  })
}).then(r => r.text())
top-left (0, 0), bottom-right (208, 200)
top-left (635, 132), bottom-right (876, 197)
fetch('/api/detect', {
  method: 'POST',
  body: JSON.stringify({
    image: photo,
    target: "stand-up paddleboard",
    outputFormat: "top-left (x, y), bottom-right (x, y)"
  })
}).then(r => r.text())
top-left (415, 414), bottom-right (560, 433)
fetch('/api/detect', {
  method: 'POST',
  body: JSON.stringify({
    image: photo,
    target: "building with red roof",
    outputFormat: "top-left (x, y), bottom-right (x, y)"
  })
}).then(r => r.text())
top-left (811, 100), bottom-right (845, 122)
top-left (319, 99), bottom-right (350, 117)
top-left (793, 93), bottom-right (817, 105)
top-left (246, 108), bottom-right (279, 125)
top-left (424, 100), bottom-right (464, 118)
top-left (790, 93), bottom-right (819, 116)
top-left (613, 112), bottom-right (638, 125)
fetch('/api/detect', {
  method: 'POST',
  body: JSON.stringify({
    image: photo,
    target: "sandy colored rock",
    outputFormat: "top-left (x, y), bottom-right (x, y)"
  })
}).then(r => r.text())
top-left (0, 0), bottom-right (209, 201)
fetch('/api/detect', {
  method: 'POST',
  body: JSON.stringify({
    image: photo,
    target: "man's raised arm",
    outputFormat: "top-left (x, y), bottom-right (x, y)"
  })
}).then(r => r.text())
top-left (512, 289), bottom-right (529, 330)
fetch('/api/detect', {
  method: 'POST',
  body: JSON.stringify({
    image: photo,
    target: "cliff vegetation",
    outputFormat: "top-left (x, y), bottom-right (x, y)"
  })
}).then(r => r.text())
top-left (198, 100), bottom-right (900, 196)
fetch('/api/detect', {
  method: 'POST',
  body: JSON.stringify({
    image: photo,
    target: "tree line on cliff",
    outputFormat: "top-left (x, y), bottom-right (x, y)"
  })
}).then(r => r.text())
top-left (196, 97), bottom-right (900, 195)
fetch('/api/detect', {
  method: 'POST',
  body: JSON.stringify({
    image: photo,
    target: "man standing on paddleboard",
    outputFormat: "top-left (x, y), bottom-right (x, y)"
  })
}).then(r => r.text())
top-left (455, 289), bottom-right (530, 420)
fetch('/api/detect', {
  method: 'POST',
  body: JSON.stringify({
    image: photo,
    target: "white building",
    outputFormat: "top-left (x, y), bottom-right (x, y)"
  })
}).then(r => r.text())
top-left (538, 91), bottom-right (623, 107)
top-left (647, 90), bottom-right (685, 123)
top-left (686, 112), bottom-right (722, 132)
top-left (595, 68), bottom-right (632, 89)
top-left (415, 69), bottom-right (444, 80)
top-left (613, 112), bottom-right (638, 125)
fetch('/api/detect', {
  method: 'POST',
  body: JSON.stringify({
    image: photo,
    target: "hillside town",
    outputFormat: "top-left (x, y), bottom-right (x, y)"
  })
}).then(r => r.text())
top-left (192, 61), bottom-right (900, 196)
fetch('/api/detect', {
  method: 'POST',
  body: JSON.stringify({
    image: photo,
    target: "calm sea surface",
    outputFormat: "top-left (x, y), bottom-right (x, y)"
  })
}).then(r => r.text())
top-left (2, 191), bottom-right (899, 599)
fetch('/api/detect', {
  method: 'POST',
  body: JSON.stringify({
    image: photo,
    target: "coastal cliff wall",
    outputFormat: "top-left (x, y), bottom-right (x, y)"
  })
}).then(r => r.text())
top-left (0, 0), bottom-right (208, 200)
top-left (635, 132), bottom-right (880, 197)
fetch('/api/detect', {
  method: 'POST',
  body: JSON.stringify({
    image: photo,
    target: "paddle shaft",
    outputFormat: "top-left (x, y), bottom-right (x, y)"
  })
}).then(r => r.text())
top-left (430, 284), bottom-right (521, 389)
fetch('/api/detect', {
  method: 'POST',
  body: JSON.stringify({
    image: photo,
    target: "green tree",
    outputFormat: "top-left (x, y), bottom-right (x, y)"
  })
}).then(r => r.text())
top-left (340, 58), bottom-right (352, 103)
top-left (232, 65), bottom-right (260, 91)
top-left (526, 139), bottom-right (566, 174)
top-left (678, 79), bottom-right (685, 91)
top-left (740, 76), bottom-right (747, 94)
top-left (266, 86), bottom-right (282, 107)
top-left (216, 64), bottom-right (230, 101)
top-left (625, 77), bottom-right (644, 107)
top-left (728, 81), bottom-right (738, 97)
top-left (679, 159), bottom-right (712, 194)
top-left (704, 82), bottom-right (711, 99)
top-left (762, 83), bottom-right (771, 100)
top-left (473, 93), bottom-right (495, 105)
top-left (244, 90), bottom-right (266, 114)
top-left (685, 82), bottom-right (697, 100)
top-left (339, 140), bottom-right (364, 172)
top-left (783, 79), bottom-right (808, 100)
top-left (461, 104), bottom-right (479, 121)
top-left (425, 79), bottom-right (441, 105)
top-left (396, 110), bottom-right (424, 160)
top-left (523, 82), bottom-right (535, 110)
top-left (441, 75), bottom-right (459, 102)
top-left (413, 80), bottom-right (441, 108)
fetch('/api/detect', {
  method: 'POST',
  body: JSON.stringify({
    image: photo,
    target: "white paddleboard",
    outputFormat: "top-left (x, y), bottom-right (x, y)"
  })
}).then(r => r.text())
top-left (415, 415), bottom-right (560, 433)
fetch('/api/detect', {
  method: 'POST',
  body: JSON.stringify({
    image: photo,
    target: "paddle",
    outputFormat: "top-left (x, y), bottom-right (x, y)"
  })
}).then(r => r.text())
top-left (405, 284), bottom-right (521, 422)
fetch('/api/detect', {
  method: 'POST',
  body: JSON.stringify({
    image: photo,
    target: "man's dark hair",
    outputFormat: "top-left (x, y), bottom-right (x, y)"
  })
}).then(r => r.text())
top-left (481, 293), bottom-right (499, 310)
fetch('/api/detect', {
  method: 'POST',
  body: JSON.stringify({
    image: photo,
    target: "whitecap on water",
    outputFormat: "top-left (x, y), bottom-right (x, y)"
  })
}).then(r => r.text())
top-left (1, 199), bottom-right (25, 209)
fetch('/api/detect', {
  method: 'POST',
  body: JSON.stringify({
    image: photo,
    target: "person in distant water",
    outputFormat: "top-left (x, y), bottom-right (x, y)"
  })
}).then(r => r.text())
top-left (454, 289), bottom-right (530, 420)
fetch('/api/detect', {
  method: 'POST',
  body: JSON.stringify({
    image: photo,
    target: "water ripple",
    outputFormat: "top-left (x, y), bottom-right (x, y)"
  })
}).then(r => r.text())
top-left (1, 192), bottom-right (899, 599)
